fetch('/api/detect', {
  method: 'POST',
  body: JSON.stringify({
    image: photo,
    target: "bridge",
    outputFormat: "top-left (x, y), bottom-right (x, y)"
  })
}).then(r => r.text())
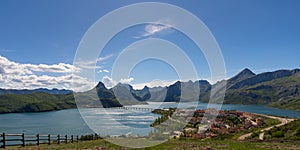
top-left (114, 107), bottom-right (155, 112)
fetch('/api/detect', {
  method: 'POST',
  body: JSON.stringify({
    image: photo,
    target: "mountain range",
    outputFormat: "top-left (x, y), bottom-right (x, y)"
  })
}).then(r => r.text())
top-left (0, 68), bottom-right (299, 113)
top-left (0, 88), bottom-right (72, 95)
top-left (91, 68), bottom-right (300, 111)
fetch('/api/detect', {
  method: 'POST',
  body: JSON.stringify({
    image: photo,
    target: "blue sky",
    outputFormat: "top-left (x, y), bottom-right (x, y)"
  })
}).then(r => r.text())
top-left (0, 0), bottom-right (299, 91)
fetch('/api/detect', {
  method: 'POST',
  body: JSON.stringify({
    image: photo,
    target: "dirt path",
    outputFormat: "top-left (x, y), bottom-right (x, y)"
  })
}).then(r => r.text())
top-left (238, 114), bottom-right (295, 140)
top-left (238, 133), bottom-right (253, 141)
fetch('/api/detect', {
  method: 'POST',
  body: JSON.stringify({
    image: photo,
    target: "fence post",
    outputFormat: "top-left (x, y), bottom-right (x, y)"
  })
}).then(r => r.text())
top-left (71, 135), bottom-right (73, 143)
top-left (21, 133), bottom-right (25, 147)
top-left (2, 133), bottom-right (5, 149)
top-left (57, 134), bottom-right (60, 144)
top-left (48, 134), bottom-right (51, 145)
top-left (36, 134), bottom-right (39, 145)
top-left (65, 135), bottom-right (67, 144)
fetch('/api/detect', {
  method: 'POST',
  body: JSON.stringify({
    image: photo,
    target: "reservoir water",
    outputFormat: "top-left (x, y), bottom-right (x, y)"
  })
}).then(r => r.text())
top-left (0, 102), bottom-right (299, 136)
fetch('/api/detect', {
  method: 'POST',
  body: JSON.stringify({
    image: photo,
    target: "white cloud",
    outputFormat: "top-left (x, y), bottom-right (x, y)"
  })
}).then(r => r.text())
top-left (0, 55), bottom-right (94, 92)
top-left (132, 79), bottom-right (176, 89)
top-left (143, 24), bottom-right (172, 36)
top-left (101, 75), bottom-right (134, 88)
top-left (0, 56), bottom-right (33, 75)
top-left (119, 77), bottom-right (134, 84)
top-left (23, 63), bottom-right (80, 73)
top-left (137, 19), bottom-right (174, 38)
top-left (98, 69), bottom-right (109, 73)
top-left (101, 75), bottom-right (117, 88)
top-left (101, 76), bottom-right (176, 90)
top-left (0, 55), bottom-right (80, 74)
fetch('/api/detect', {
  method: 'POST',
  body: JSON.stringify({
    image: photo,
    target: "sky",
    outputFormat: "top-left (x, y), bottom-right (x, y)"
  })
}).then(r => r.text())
top-left (0, 0), bottom-right (300, 91)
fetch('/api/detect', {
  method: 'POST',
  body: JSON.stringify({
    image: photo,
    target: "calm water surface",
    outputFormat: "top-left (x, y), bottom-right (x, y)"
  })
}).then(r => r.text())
top-left (0, 102), bottom-right (299, 136)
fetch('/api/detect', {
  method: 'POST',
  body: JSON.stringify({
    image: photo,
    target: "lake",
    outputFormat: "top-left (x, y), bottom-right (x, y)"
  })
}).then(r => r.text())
top-left (0, 102), bottom-right (299, 137)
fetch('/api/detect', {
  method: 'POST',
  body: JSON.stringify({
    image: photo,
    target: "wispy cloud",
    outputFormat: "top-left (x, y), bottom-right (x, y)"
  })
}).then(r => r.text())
top-left (143, 24), bottom-right (172, 37)
top-left (135, 19), bottom-right (174, 38)
top-left (74, 54), bottom-right (114, 69)
top-left (97, 54), bottom-right (114, 62)
top-left (74, 60), bottom-right (103, 69)
top-left (0, 49), bottom-right (15, 53)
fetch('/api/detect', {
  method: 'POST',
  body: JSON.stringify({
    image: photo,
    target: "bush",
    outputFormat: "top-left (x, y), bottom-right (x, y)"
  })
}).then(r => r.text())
top-left (272, 131), bottom-right (284, 138)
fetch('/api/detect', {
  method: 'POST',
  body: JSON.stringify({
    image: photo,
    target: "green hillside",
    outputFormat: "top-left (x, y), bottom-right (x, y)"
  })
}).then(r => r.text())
top-left (224, 73), bottom-right (300, 111)
top-left (0, 82), bottom-right (123, 114)
top-left (269, 98), bottom-right (300, 111)
top-left (0, 92), bottom-right (75, 113)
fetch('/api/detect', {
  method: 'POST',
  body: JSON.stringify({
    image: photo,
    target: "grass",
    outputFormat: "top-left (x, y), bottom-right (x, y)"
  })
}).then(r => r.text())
top-left (262, 119), bottom-right (300, 140)
top-left (221, 115), bottom-right (281, 140)
top-left (3, 118), bottom-right (299, 150)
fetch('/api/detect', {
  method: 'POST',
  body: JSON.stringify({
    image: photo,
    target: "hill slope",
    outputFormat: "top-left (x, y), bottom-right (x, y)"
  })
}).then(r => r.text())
top-left (223, 69), bottom-right (300, 110)
top-left (0, 92), bottom-right (75, 113)
top-left (0, 82), bottom-right (122, 114)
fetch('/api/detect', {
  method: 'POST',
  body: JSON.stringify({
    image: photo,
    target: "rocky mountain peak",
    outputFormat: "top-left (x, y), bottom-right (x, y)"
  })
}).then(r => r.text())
top-left (229, 68), bottom-right (255, 83)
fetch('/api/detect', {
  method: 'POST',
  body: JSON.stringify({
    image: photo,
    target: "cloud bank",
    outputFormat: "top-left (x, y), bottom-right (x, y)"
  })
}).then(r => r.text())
top-left (0, 55), bottom-right (93, 91)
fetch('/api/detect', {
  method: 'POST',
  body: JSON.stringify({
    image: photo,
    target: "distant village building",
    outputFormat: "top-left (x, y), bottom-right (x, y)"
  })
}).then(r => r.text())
top-left (256, 117), bottom-right (263, 126)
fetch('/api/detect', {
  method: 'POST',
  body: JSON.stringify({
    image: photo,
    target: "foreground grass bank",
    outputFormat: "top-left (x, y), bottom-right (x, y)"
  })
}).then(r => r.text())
top-left (4, 138), bottom-right (300, 150)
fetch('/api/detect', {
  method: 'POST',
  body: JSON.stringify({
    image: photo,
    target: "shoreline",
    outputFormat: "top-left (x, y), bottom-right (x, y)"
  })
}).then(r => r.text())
top-left (0, 102), bottom-right (299, 118)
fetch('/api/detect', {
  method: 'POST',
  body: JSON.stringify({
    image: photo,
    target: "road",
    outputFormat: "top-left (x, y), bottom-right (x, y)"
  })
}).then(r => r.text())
top-left (238, 114), bottom-right (295, 140)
